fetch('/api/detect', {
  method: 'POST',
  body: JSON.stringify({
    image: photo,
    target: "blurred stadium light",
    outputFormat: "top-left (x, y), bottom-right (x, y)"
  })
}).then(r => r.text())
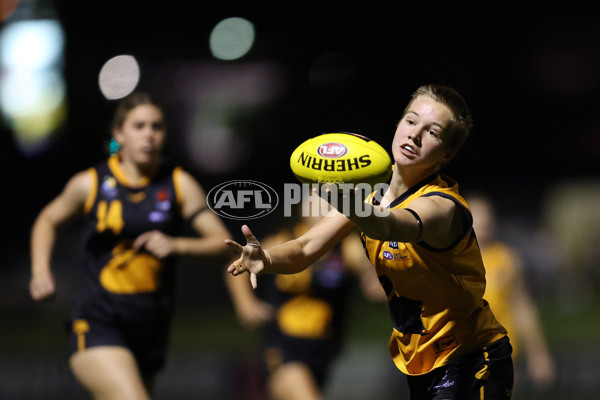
top-left (0, 12), bottom-right (66, 157)
top-left (98, 54), bottom-right (140, 100)
top-left (209, 17), bottom-right (255, 61)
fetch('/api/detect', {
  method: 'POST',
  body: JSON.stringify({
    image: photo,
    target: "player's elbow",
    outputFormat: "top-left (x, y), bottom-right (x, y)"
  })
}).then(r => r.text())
top-left (33, 209), bottom-right (59, 234)
top-left (359, 219), bottom-right (391, 241)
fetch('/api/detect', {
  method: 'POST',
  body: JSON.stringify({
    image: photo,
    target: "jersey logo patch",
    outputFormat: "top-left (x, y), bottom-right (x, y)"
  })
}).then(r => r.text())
top-left (101, 176), bottom-right (118, 198)
top-left (149, 211), bottom-right (168, 222)
top-left (382, 250), bottom-right (408, 261)
top-left (432, 335), bottom-right (458, 353)
top-left (128, 192), bottom-right (146, 203)
top-left (389, 241), bottom-right (399, 249)
top-left (155, 189), bottom-right (172, 211)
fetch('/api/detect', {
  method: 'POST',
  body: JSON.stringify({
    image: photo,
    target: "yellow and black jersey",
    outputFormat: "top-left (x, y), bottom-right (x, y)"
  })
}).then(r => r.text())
top-left (66, 155), bottom-right (187, 372)
top-left (480, 242), bottom-right (521, 357)
top-left (78, 155), bottom-right (184, 308)
top-left (262, 246), bottom-right (348, 340)
top-left (361, 174), bottom-right (507, 376)
top-left (260, 222), bottom-right (350, 380)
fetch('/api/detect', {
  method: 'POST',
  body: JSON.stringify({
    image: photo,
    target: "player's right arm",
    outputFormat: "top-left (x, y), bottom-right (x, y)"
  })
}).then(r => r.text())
top-left (30, 170), bottom-right (93, 301)
top-left (226, 210), bottom-right (355, 288)
top-left (224, 231), bottom-right (293, 328)
top-left (224, 267), bottom-right (274, 329)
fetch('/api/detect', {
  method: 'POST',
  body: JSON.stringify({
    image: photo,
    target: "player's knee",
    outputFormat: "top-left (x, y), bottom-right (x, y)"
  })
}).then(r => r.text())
top-left (268, 363), bottom-right (322, 400)
top-left (69, 348), bottom-right (150, 400)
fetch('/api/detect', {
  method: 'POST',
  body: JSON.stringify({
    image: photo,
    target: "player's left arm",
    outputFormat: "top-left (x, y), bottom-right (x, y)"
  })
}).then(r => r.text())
top-left (510, 256), bottom-right (557, 389)
top-left (346, 194), bottom-right (465, 249)
top-left (134, 169), bottom-right (232, 258)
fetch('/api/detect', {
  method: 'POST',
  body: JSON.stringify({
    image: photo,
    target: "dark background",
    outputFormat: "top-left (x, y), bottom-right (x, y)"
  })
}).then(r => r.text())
top-left (4, 2), bottom-right (600, 240)
top-left (2, 1), bottom-right (600, 399)
top-left (4, 3), bottom-right (600, 248)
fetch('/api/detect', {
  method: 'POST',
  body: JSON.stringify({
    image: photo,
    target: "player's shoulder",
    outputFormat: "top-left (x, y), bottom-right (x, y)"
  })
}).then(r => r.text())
top-left (69, 167), bottom-right (96, 188)
top-left (172, 166), bottom-right (205, 194)
top-left (52, 167), bottom-right (96, 208)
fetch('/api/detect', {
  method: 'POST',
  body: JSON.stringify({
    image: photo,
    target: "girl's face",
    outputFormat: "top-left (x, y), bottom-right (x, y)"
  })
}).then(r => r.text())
top-left (113, 104), bottom-right (166, 166)
top-left (391, 96), bottom-right (455, 173)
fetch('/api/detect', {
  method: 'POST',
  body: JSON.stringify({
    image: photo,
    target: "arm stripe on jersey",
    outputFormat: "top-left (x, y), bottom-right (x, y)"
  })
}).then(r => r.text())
top-left (83, 168), bottom-right (98, 215)
top-left (187, 206), bottom-right (209, 223)
top-left (172, 167), bottom-right (185, 215)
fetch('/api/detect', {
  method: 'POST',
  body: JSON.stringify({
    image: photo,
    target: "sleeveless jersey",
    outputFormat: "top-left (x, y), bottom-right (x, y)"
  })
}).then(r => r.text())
top-left (75, 155), bottom-right (184, 320)
top-left (479, 242), bottom-right (521, 357)
top-left (361, 174), bottom-right (507, 375)
top-left (261, 222), bottom-right (350, 360)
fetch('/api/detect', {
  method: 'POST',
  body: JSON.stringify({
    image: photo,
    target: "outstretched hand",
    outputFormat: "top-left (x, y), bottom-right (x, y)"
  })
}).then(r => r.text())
top-left (225, 225), bottom-right (270, 289)
top-left (133, 230), bottom-right (176, 259)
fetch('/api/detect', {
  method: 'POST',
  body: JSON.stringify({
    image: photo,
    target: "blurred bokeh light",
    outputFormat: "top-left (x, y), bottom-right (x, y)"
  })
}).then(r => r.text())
top-left (0, 18), bottom-right (66, 156)
top-left (98, 55), bottom-right (141, 100)
top-left (209, 17), bottom-right (255, 61)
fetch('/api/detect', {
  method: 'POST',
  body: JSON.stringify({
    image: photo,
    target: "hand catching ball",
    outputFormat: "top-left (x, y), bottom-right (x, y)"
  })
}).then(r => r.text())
top-left (290, 132), bottom-right (392, 187)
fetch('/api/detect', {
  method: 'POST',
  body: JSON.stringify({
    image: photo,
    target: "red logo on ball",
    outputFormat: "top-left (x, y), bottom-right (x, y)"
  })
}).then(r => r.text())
top-left (317, 142), bottom-right (347, 158)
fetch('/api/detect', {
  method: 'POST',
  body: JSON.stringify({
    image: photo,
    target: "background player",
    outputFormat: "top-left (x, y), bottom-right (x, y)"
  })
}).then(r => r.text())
top-left (468, 192), bottom-right (557, 392)
top-left (224, 194), bottom-right (385, 400)
top-left (29, 92), bottom-right (231, 400)
top-left (227, 84), bottom-right (515, 399)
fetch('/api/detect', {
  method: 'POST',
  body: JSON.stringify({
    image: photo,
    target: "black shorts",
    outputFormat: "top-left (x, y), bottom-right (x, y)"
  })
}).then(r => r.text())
top-left (67, 293), bottom-right (172, 376)
top-left (263, 331), bottom-right (340, 388)
top-left (406, 336), bottom-right (514, 400)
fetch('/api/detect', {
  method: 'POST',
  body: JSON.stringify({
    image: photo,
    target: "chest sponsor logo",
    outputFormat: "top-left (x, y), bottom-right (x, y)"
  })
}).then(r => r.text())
top-left (149, 211), bottom-right (168, 222)
top-left (101, 176), bottom-right (118, 198)
top-left (154, 189), bottom-right (171, 211)
top-left (127, 192), bottom-right (146, 203)
top-left (382, 250), bottom-right (408, 261)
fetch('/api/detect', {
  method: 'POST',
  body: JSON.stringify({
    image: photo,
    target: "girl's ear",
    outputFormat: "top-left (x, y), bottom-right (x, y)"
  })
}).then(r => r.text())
top-left (441, 150), bottom-right (456, 165)
top-left (113, 128), bottom-right (123, 144)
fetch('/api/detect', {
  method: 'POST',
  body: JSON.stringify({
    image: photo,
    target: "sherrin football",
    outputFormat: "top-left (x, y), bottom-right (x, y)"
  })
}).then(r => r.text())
top-left (290, 132), bottom-right (392, 186)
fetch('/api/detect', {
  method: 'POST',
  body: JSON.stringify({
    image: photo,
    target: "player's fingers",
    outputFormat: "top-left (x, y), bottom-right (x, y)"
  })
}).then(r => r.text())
top-left (30, 284), bottom-right (41, 300)
top-left (227, 259), bottom-right (244, 275)
top-left (241, 225), bottom-right (261, 248)
top-left (250, 272), bottom-right (258, 289)
top-left (30, 282), bottom-right (54, 301)
top-left (133, 231), bottom-right (155, 251)
top-left (150, 246), bottom-right (167, 259)
top-left (233, 261), bottom-right (248, 274)
top-left (30, 280), bottom-right (40, 298)
top-left (224, 239), bottom-right (244, 254)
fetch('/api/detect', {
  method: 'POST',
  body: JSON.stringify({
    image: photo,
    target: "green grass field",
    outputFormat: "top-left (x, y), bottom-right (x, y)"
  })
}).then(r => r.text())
top-left (3, 273), bottom-right (600, 399)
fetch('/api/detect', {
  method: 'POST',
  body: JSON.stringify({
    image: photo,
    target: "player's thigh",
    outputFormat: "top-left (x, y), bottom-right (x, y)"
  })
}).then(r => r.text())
top-left (69, 345), bottom-right (150, 400)
top-left (268, 361), bottom-right (323, 400)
